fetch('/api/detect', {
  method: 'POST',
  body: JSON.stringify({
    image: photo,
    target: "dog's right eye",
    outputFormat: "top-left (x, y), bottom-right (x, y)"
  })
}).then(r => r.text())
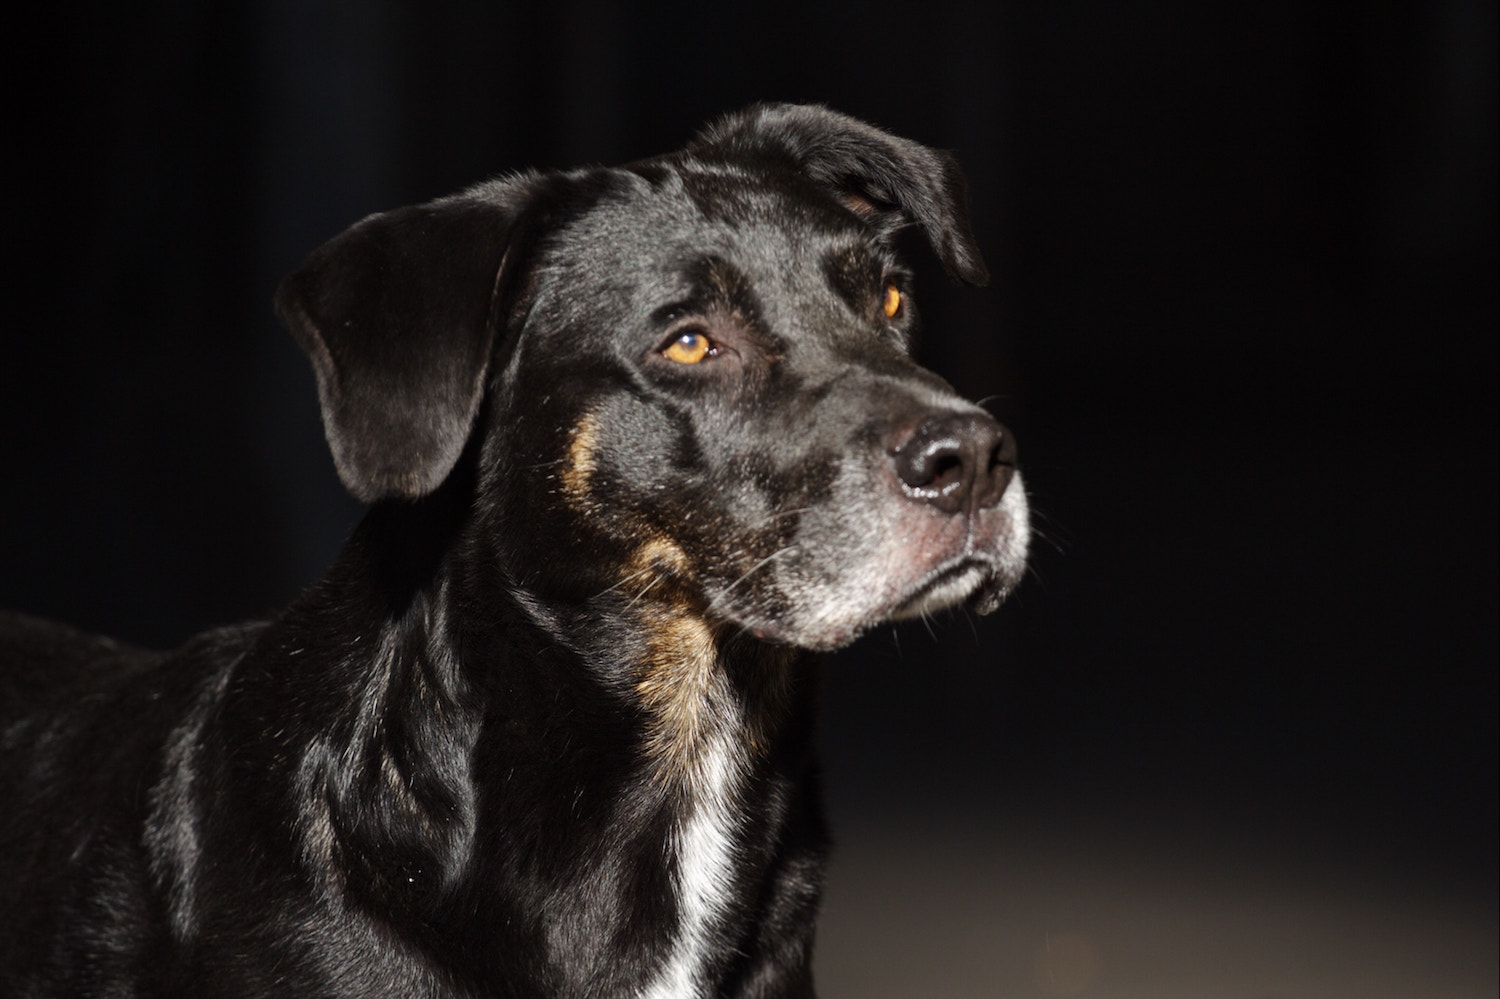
top-left (662, 331), bottom-right (715, 365)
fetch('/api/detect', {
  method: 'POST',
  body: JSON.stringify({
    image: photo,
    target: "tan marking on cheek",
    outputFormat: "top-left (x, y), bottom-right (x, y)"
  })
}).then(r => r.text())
top-left (560, 410), bottom-right (601, 509)
top-left (630, 536), bottom-right (691, 585)
top-left (623, 539), bottom-right (801, 769)
top-left (612, 534), bottom-right (696, 608)
top-left (635, 609), bottom-right (720, 782)
top-left (620, 529), bottom-right (787, 781)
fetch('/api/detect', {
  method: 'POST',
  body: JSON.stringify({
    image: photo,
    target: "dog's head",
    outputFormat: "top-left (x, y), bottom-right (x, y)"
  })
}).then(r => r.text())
top-left (277, 104), bottom-right (1029, 651)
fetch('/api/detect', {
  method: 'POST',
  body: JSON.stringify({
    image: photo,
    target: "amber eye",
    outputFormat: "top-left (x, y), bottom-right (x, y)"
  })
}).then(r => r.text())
top-left (883, 283), bottom-right (903, 318)
top-left (663, 330), bottom-right (713, 364)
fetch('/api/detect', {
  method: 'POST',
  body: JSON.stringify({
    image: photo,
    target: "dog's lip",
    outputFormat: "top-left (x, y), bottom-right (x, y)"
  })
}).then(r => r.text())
top-left (886, 555), bottom-right (996, 621)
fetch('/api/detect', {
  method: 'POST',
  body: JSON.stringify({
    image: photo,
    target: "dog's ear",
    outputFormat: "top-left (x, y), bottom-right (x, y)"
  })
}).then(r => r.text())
top-left (692, 103), bottom-right (989, 286)
top-left (276, 180), bottom-right (536, 502)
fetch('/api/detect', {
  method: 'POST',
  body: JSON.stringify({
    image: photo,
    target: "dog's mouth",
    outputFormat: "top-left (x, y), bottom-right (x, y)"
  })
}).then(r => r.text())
top-left (887, 556), bottom-right (998, 621)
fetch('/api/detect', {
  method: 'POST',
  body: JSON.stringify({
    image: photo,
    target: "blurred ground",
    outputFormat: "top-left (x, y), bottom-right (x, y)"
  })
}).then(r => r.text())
top-left (815, 813), bottom-right (1497, 998)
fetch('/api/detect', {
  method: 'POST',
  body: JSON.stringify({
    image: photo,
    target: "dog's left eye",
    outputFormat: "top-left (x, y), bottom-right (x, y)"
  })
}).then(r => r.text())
top-left (883, 283), bottom-right (903, 318)
top-left (662, 331), bottom-right (715, 364)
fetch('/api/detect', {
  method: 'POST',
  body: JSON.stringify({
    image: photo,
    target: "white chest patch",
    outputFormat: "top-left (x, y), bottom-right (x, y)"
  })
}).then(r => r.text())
top-left (639, 713), bottom-right (744, 999)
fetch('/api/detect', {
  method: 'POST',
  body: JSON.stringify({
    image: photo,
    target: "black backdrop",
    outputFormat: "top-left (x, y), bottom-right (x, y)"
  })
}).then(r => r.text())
top-left (4, 2), bottom-right (1496, 995)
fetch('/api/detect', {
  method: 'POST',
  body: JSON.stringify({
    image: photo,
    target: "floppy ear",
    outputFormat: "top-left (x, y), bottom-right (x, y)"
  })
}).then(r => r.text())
top-left (275, 179), bottom-right (535, 502)
top-left (692, 103), bottom-right (989, 286)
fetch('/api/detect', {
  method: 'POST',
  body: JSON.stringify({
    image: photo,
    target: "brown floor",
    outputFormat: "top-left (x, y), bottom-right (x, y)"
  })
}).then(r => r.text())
top-left (813, 820), bottom-right (1497, 999)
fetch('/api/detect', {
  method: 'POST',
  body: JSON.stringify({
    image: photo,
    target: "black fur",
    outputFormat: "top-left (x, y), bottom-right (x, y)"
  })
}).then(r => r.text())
top-left (0, 104), bottom-right (1029, 997)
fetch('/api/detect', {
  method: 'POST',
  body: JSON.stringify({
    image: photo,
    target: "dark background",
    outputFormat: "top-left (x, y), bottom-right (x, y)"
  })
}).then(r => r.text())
top-left (4, 3), bottom-right (1495, 995)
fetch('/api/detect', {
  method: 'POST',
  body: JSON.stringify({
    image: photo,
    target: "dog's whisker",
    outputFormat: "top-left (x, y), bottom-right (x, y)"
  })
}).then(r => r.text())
top-left (763, 505), bottom-right (816, 524)
top-left (592, 564), bottom-right (659, 599)
top-left (621, 574), bottom-right (667, 610)
top-left (1027, 524), bottom-right (1066, 557)
top-left (705, 546), bottom-right (799, 616)
top-left (961, 606), bottom-right (981, 644)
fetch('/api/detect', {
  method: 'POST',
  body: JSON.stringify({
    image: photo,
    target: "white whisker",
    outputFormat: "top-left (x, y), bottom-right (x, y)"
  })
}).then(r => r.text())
top-left (622, 574), bottom-right (666, 610)
top-left (593, 564), bottom-right (659, 600)
top-left (705, 546), bottom-right (799, 616)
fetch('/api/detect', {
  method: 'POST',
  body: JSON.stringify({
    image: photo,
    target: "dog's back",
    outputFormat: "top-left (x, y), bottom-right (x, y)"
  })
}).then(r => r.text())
top-left (0, 613), bottom-right (265, 990)
top-left (0, 611), bottom-right (167, 775)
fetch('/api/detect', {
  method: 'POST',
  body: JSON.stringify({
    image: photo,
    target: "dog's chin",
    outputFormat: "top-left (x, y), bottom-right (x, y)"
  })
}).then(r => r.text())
top-left (887, 558), bottom-right (996, 621)
top-left (729, 558), bottom-right (1019, 653)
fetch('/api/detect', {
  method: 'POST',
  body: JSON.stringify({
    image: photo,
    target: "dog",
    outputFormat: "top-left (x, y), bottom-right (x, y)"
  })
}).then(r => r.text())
top-left (0, 104), bottom-right (1029, 997)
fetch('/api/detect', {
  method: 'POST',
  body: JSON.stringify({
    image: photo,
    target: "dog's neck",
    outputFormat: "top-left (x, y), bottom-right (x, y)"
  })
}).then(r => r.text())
top-left (524, 580), bottom-right (805, 784)
top-left (227, 494), bottom-right (823, 983)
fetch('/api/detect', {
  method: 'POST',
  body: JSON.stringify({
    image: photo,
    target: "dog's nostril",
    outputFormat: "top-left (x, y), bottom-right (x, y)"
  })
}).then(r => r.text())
top-left (894, 412), bottom-right (1017, 514)
top-left (894, 434), bottom-right (963, 493)
top-left (928, 453), bottom-right (964, 491)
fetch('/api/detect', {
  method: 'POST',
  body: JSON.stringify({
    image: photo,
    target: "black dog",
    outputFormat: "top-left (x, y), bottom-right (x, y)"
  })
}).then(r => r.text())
top-left (0, 104), bottom-right (1029, 997)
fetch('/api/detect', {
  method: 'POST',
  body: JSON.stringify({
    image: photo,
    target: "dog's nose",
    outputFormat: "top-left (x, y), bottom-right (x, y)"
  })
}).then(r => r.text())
top-left (893, 412), bottom-right (1017, 514)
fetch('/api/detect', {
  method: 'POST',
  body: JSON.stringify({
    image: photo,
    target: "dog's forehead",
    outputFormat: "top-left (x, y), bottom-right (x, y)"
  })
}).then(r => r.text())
top-left (538, 161), bottom-right (882, 306)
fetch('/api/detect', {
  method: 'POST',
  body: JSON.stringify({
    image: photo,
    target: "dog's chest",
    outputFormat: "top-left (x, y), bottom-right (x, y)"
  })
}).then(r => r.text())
top-left (639, 702), bottom-right (747, 999)
top-left (523, 642), bottom-right (770, 996)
